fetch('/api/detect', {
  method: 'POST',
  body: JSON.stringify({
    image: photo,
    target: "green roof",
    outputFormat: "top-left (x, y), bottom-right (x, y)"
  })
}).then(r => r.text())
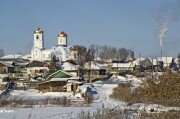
top-left (48, 70), bottom-right (72, 79)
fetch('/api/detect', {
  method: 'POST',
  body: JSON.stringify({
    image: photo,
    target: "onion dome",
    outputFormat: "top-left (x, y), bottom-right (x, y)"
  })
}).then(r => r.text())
top-left (58, 31), bottom-right (67, 37)
top-left (34, 27), bottom-right (43, 34)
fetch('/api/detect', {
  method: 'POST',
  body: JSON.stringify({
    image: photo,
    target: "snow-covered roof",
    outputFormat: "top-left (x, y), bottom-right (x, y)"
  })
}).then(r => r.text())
top-left (0, 82), bottom-right (8, 85)
top-left (0, 74), bottom-right (9, 78)
top-left (1, 54), bottom-right (22, 59)
top-left (84, 61), bottom-right (105, 70)
top-left (174, 58), bottom-right (179, 64)
top-left (15, 62), bottom-right (30, 66)
top-left (112, 62), bottom-right (135, 68)
top-left (67, 80), bottom-right (82, 84)
top-left (27, 67), bottom-right (49, 70)
top-left (62, 62), bottom-right (78, 71)
top-left (133, 57), bottom-right (145, 65)
top-left (149, 58), bottom-right (158, 65)
top-left (0, 61), bottom-right (14, 67)
top-left (50, 78), bottom-right (69, 82)
top-left (2, 61), bottom-right (14, 64)
top-left (22, 54), bottom-right (31, 59)
top-left (94, 57), bottom-right (101, 61)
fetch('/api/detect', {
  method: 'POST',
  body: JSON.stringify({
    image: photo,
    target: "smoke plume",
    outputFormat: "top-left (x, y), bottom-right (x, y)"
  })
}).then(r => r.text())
top-left (155, 0), bottom-right (180, 50)
top-left (157, 20), bottom-right (168, 49)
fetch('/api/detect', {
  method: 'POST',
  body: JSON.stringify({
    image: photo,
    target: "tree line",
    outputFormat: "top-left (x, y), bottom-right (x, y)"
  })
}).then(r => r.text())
top-left (89, 44), bottom-right (135, 62)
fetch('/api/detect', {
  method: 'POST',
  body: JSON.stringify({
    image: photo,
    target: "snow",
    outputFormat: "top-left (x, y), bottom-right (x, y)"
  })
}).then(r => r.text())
top-left (0, 75), bottom-right (179, 118)
top-left (0, 82), bottom-right (8, 85)
top-left (0, 109), bottom-right (14, 113)
top-left (75, 93), bottom-right (82, 98)
top-left (10, 89), bottom-right (74, 99)
top-left (112, 62), bottom-right (135, 68)
top-left (0, 74), bottom-right (9, 78)
top-left (109, 74), bottom-right (144, 88)
top-left (0, 55), bottom-right (22, 59)
top-left (50, 78), bottom-right (69, 82)
top-left (0, 61), bottom-right (14, 67)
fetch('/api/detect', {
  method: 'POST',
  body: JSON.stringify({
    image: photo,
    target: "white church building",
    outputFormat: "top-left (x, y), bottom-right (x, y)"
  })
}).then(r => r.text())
top-left (31, 28), bottom-right (69, 61)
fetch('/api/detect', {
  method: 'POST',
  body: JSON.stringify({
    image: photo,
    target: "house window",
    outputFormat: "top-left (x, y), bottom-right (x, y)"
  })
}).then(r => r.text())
top-left (36, 35), bottom-right (39, 39)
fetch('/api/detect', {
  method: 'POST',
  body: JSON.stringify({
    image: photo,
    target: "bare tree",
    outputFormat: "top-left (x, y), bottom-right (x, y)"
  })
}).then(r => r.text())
top-left (74, 45), bottom-right (95, 77)
top-left (90, 44), bottom-right (134, 62)
top-left (75, 45), bottom-right (87, 77)
top-left (119, 48), bottom-right (128, 62)
top-left (0, 49), bottom-right (4, 57)
top-left (49, 55), bottom-right (59, 70)
top-left (89, 44), bottom-right (99, 59)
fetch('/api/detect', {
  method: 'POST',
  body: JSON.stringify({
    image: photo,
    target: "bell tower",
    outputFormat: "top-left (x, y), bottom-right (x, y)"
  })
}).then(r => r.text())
top-left (33, 27), bottom-right (44, 49)
top-left (57, 31), bottom-right (68, 47)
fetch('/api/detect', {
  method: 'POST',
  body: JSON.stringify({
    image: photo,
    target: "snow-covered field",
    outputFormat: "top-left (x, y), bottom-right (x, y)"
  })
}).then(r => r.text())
top-left (0, 75), bottom-right (179, 119)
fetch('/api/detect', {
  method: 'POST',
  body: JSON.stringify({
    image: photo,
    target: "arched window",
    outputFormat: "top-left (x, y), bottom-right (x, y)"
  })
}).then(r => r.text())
top-left (36, 35), bottom-right (39, 39)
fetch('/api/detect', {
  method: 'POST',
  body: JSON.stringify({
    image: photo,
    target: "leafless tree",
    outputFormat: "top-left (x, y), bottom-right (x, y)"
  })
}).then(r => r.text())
top-left (0, 49), bottom-right (4, 57)
top-left (119, 48), bottom-right (128, 62)
top-left (89, 44), bottom-right (134, 62)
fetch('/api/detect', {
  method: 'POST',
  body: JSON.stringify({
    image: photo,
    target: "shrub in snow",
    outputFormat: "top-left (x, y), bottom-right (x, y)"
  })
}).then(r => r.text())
top-left (111, 71), bottom-right (180, 107)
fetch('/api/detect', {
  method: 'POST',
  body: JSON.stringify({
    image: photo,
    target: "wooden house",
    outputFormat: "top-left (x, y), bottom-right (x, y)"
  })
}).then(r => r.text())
top-left (62, 61), bottom-right (78, 77)
top-left (26, 60), bottom-right (49, 77)
top-left (83, 61), bottom-right (106, 78)
top-left (38, 70), bottom-right (81, 92)
top-left (112, 62), bottom-right (135, 72)
top-left (0, 74), bottom-right (9, 82)
top-left (0, 61), bottom-right (14, 73)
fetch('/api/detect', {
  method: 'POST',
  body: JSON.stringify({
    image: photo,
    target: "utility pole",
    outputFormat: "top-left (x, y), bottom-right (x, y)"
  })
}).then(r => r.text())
top-left (151, 57), bottom-right (154, 79)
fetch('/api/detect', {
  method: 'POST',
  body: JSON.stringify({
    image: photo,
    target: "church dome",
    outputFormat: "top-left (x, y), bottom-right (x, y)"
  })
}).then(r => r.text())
top-left (34, 27), bottom-right (43, 34)
top-left (58, 31), bottom-right (67, 37)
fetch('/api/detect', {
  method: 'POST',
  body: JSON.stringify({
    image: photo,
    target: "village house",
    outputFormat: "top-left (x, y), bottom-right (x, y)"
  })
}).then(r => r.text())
top-left (0, 74), bottom-right (9, 90)
top-left (157, 57), bottom-right (173, 68)
top-left (38, 70), bottom-right (81, 92)
top-left (0, 73), bottom-right (9, 82)
top-left (61, 61), bottom-right (78, 77)
top-left (26, 60), bottom-right (49, 78)
top-left (0, 56), bottom-right (30, 79)
top-left (0, 61), bottom-right (14, 73)
top-left (83, 61), bottom-right (106, 79)
top-left (111, 62), bottom-right (135, 73)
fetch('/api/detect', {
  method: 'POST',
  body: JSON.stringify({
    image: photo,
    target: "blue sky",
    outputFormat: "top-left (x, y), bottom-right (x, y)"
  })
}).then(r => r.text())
top-left (0, 0), bottom-right (179, 57)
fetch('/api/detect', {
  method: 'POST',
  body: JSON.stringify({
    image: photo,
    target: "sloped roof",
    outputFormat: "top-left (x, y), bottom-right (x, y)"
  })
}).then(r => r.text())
top-left (149, 58), bottom-right (158, 65)
top-left (142, 58), bottom-right (153, 66)
top-left (0, 61), bottom-right (14, 67)
top-left (84, 61), bottom-right (105, 70)
top-left (48, 70), bottom-right (72, 79)
top-left (62, 62), bottom-right (78, 71)
top-left (28, 60), bottom-right (47, 67)
top-left (112, 62), bottom-right (135, 68)
top-left (0, 74), bottom-right (9, 78)
top-left (1, 54), bottom-right (22, 59)
top-left (132, 58), bottom-right (145, 65)
top-left (50, 78), bottom-right (69, 82)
